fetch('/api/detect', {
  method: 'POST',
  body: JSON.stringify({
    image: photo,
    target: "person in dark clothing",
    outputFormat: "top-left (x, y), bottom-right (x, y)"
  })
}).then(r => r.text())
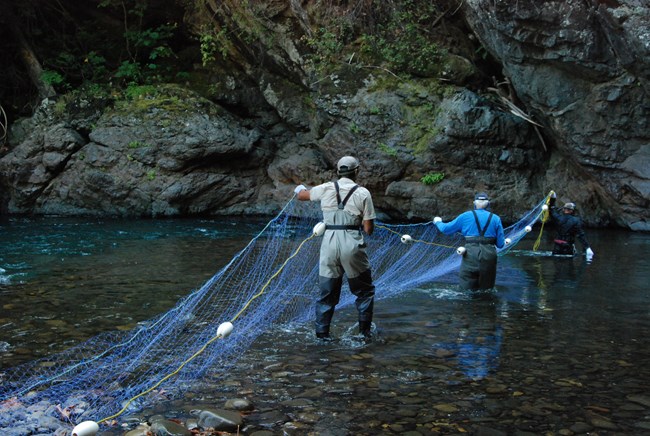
top-left (294, 156), bottom-right (376, 340)
top-left (434, 192), bottom-right (506, 290)
top-left (548, 192), bottom-right (594, 259)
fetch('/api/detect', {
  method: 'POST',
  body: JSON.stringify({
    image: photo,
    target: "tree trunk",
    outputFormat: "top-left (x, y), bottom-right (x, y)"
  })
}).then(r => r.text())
top-left (4, 5), bottom-right (56, 99)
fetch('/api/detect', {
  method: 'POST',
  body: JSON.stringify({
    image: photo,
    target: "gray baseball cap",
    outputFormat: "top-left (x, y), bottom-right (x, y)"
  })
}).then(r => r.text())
top-left (337, 156), bottom-right (359, 172)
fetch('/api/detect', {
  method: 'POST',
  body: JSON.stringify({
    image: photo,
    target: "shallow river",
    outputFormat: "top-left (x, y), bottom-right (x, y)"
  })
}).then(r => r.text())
top-left (1, 216), bottom-right (649, 434)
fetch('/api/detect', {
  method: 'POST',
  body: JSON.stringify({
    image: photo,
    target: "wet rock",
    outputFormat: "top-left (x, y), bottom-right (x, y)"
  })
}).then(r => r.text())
top-left (485, 384), bottom-right (508, 394)
top-left (294, 412), bottom-right (320, 423)
top-left (295, 387), bottom-right (324, 399)
top-left (253, 409), bottom-right (289, 425)
top-left (224, 398), bottom-right (254, 411)
top-left (197, 408), bottom-right (243, 432)
top-left (586, 412), bottom-right (618, 430)
top-left (433, 403), bottom-right (459, 413)
top-left (124, 424), bottom-right (151, 436)
top-left (473, 425), bottom-right (507, 436)
top-left (150, 419), bottom-right (192, 436)
top-left (635, 421), bottom-right (650, 430)
top-left (282, 420), bottom-right (311, 434)
top-left (627, 394), bottom-right (650, 408)
top-left (184, 418), bottom-right (198, 430)
top-left (280, 398), bottom-right (313, 407)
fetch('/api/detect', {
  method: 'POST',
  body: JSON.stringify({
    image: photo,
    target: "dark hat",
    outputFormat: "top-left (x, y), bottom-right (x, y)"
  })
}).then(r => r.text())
top-left (474, 192), bottom-right (490, 201)
top-left (563, 202), bottom-right (576, 210)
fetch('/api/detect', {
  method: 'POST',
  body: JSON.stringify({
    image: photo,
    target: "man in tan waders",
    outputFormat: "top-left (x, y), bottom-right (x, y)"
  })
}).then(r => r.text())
top-left (294, 156), bottom-right (376, 340)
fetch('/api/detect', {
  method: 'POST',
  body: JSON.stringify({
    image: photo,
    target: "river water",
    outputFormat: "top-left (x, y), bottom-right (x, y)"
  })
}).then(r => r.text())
top-left (1, 216), bottom-right (649, 434)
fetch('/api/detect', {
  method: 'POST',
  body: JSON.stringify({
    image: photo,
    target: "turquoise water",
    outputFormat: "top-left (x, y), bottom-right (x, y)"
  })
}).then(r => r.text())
top-left (1, 217), bottom-right (650, 434)
top-left (0, 216), bottom-right (262, 367)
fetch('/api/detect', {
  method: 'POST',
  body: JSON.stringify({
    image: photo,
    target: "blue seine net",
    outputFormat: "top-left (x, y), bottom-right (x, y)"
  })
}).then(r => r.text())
top-left (0, 194), bottom-right (551, 431)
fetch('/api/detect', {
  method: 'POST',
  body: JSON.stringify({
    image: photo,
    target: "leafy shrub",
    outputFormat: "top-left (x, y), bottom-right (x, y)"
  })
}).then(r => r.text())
top-left (421, 172), bottom-right (444, 185)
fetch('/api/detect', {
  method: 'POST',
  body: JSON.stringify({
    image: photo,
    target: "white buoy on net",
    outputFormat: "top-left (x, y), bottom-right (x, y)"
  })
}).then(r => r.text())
top-left (217, 322), bottom-right (234, 338)
top-left (313, 222), bottom-right (326, 236)
top-left (72, 421), bottom-right (99, 436)
top-left (542, 204), bottom-right (549, 211)
top-left (400, 234), bottom-right (412, 244)
top-left (456, 246), bottom-right (466, 256)
top-left (525, 225), bottom-right (532, 233)
top-left (505, 238), bottom-right (512, 245)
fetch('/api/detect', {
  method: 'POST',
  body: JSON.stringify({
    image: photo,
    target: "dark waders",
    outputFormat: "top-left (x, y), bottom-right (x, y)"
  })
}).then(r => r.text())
top-left (316, 182), bottom-right (375, 338)
top-left (459, 211), bottom-right (498, 290)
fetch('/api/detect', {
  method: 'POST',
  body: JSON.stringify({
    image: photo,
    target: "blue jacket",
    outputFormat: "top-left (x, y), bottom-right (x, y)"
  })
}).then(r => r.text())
top-left (436, 209), bottom-right (506, 248)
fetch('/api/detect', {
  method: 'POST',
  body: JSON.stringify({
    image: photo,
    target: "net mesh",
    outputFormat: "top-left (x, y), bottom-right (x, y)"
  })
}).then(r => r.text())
top-left (0, 194), bottom-right (549, 429)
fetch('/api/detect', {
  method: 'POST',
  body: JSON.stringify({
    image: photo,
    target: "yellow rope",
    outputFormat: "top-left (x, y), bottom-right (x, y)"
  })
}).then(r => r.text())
top-left (532, 191), bottom-right (554, 251)
top-left (98, 221), bottom-right (451, 424)
top-left (376, 224), bottom-right (456, 249)
top-left (97, 214), bottom-right (495, 424)
top-left (98, 233), bottom-right (317, 424)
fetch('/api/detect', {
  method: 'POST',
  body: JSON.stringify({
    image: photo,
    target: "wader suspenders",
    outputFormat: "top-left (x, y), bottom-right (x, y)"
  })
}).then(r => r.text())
top-left (327, 181), bottom-right (361, 230)
top-left (335, 181), bottom-right (359, 209)
top-left (470, 210), bottom-right (494, 242)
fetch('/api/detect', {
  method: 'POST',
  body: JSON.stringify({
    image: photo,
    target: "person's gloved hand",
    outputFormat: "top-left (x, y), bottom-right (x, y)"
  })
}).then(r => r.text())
top-left (586, 247), bottom-right (594, 258)
top-left (294, 184), bottom-right (307, 195)
top-left (433, 216), bottom-right (442, 224)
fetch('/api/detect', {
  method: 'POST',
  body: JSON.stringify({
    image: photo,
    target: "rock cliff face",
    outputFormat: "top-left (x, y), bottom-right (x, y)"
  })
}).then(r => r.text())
top-left (0, 0), bottom-right (648, 230)
top-left (462, 0), bottom-right (649, 230)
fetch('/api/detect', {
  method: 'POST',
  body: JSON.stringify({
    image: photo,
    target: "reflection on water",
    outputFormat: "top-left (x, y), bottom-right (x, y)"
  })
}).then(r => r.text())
top-left (1, 218), bottom-right (650, 433)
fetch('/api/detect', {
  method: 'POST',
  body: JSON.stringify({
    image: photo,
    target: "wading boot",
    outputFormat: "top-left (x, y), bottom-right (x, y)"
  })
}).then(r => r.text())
top-left (316, 331), bottom-right (333, 342)
top-left (359, 321), bottom-right (372, 340)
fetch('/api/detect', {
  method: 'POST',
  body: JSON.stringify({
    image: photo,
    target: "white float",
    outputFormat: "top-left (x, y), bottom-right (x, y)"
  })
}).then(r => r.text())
top-left (456, 246), bottom-right (466, 256)
top-left (542, 204), bottom-right (549, 211)
top-left (400, 235), bottom-right (412, 244)
top-left (525, 225), bottom-right (532, 233)
top-left (71, 421), bottom-right (99, 436)
top-left (505, 238), bottom-right (512, 245)
top-left (313, 222), bottom-right (326, 236)
top-left (217, 322), bottom-right (234, 338)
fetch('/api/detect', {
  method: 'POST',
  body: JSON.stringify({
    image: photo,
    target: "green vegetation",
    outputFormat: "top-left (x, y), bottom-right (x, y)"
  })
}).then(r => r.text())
top-left (124, 85), bottom-right (157, 100)
top-left (421, 172), bottom-right (444, 185)
top-left (128, 141), bottom-right (149, 149)
top-left (113, 84), bottom-right (202, 116)
top-left (378, 142), bottom-right (397, 157)
top-left (200, 30), bottom-right (230, 65)
top-left (27, 0), bottom-right (186, 97)
top-left (41, 70), bottom-right (66, 88)
top-left (302, 27), bottom-right (346, 74)
top-left (356, 1), bottom-right (444, 76)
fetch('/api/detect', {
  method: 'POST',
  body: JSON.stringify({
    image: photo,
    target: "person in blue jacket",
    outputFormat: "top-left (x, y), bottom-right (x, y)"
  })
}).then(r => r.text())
top-left (434, 192), bottom-right (506, 290)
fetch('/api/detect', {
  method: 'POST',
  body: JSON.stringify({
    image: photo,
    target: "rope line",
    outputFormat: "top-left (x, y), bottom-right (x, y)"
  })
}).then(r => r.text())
top-left (376, 224), bottom-right (457, 249)
top-left (98, 232), bottom-right (317, 424)
top-left (0, 193), bottom-right (550, 434)
top-left (11, 200), bottom-right (300, 399)
top-left (533, 191), bottom-right (554, 251)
